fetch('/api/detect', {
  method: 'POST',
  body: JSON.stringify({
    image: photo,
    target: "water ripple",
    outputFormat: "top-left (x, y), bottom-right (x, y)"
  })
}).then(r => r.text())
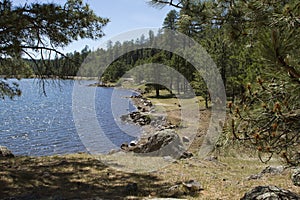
top-left (0, 79), bottom-right (140, 156)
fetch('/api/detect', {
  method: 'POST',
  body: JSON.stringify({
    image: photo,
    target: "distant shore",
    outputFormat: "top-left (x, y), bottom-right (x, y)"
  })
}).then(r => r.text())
top-left (0, 75), bottom-right (100, 80)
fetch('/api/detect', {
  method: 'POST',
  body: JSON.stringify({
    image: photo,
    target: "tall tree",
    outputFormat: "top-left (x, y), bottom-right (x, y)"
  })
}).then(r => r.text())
top-left (149, 0), bottom-right (300, 165)
top-left (163, 9), bottom-right (179, 30)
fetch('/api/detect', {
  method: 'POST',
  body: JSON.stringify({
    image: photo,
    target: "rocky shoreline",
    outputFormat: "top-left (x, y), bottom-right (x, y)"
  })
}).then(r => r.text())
top-left (118, 93), bottom-right (192, 159)
top-left (87, 82), bottom-right (115, 87)
top-left (121, 94), bottom-right (177, 131)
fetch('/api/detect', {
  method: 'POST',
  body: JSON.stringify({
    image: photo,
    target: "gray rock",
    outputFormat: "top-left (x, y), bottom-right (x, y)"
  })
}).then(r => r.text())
top-left (167, 184), bottom-right (182, 197)
top-left (179, 151), bottom-right (193, 159)
top-left (121, 143), bottom-right (129, 150)
top-left (182, 180), bottom-right (203, 192)
top-left (129, 140), bottom-right (137, 147)
top-left (164, 180), bottom-right (203, 197)
top-left (0, 146), bottom-right (14, 158)
top-left (204, 156), bottom-right (218, 162)
top-left (182, 136), bottom-right (190, 143)
top-left (241, 186), bottom-right (300, 200)
top-left (292, 168), bottom-right (300, 187)
top-left (261, 166), bottom-right (284, 175)
top-left (247, 173), bottom-right (263, 180)
top-left (247, 166), bottom-right (285, 180)
top-left (132, 129), bottom-right (184, 157)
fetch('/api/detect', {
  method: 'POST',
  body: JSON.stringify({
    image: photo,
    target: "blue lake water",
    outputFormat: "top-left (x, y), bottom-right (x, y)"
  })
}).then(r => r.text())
top-left (0, 79), bottom-right (141, 156)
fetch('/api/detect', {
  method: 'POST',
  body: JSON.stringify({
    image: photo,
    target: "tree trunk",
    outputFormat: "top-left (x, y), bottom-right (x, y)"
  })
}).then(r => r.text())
top-left (155, 85), bottom-right (160, 97)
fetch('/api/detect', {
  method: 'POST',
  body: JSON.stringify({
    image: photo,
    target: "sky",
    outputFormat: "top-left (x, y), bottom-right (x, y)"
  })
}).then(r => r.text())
top-left (13, 0), bottom-right (174, 53)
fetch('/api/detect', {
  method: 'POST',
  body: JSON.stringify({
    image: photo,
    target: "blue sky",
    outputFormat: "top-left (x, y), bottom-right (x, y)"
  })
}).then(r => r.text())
top-left (13, 0), bottom-right (173, 53)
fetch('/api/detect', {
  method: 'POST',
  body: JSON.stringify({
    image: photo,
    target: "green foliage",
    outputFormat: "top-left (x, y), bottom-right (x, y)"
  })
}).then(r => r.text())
top-left (0, 0), bottom-right (108, 57)
top-left (149, 0), bottom-right (300, 165)
top-left (221, 0), bottom-right (300, 165)
top-left (0, 58), bottom-right (33, 78)
top-left (163, 9), bottom-right (179, 30)
top-left (0, 0), bottom-right (108, 98)
top-left (0, 80), bottom-right (21, 100)
top-left (228, 78), bottom-right (300, 165)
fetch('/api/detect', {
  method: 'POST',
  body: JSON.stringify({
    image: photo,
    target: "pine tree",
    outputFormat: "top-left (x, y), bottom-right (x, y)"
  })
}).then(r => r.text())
top-left (0, 0), bottom-right (108, 99)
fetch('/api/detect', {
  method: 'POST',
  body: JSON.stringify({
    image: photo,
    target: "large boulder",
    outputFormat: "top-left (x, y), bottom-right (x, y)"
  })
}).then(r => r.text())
top-left (292, 168), bottom-right (300, 187)
top-left (0, 146), bottom-right (14, 158)
top-left (132, 129), bottom-right (184, 157)
top-left (241, 186), bottom-right (300, 200)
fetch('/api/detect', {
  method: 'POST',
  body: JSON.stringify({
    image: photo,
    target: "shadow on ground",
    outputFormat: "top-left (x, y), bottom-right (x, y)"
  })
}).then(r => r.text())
top-left (0, 154), bottom-right (177, 200)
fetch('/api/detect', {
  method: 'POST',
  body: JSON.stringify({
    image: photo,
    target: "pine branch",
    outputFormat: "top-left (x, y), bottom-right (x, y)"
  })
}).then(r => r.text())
top-left (149, 0), bottom-right (183, 9)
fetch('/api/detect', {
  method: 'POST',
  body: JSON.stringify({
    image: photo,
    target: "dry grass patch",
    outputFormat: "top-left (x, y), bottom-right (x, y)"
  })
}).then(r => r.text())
top-left (154, 155), bottom-right (300, 199)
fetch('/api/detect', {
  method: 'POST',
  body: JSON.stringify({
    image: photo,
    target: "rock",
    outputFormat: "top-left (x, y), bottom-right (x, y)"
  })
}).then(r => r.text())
top-left (0, 146), bottom-right (14, 158)
top-left (132, 129), bottom-right (184, 157)
top-left (261, 166), bottom-right (284, 175)
top-left (166, 184), bottom-right (184, 197)
top-left (164, 180), bottom-right (202, 198)
top-left (247, 173), bottom-right (263, 180)
top-left (169, 125), bottom-right (176, 129)
top-left (121, 111), bottom-right (151, 126)
top-left (292, 168), bottom-right (300, 187)
top-left (144, 100), bottom-right (152, 107)
top-left (182, 180), bottom-right (203, 193)
top-left (241, 186), bottom-right (300, 200)
top-left (179, 151), bottom-right (193, 159)
top-left (121, 143), bottom-right (129, 150)
top-left (129, 140), bottom-right (137, 147)
top-left (182, 136), bottom-right (190, 143)
top-left (42, 172), bottom-right (51, 178)
top-left (247, 166), bottom-right (284, 180)
top-left (204, 156), bottom-right (218, 162)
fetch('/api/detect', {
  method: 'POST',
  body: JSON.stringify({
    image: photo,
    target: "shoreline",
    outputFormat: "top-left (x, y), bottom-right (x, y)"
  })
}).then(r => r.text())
top-left (116, 89), bottom-right (195, 159)
top-left (1, 92), bottom-right (299, 199)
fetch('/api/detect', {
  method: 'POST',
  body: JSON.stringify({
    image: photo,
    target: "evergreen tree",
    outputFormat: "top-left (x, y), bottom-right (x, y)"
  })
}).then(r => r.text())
top-left (0, 0), bottom-right (108, 99)
top-left (149, 0), bottom-right (300, 165)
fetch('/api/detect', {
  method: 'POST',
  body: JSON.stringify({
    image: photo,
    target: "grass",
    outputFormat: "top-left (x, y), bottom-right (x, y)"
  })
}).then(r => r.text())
top-left (142, 90), bottom-right (209, 128)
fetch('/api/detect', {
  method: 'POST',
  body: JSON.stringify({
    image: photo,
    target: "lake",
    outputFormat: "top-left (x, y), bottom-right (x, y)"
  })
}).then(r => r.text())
top-left (0, 79), bottom-right (141, 156)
